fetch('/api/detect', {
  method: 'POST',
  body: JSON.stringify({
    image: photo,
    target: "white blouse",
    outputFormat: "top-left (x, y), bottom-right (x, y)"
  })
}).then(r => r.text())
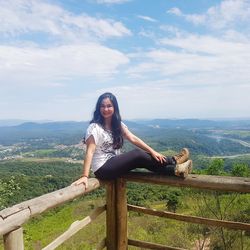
top-left (85, 122), bottom-right (126, 173)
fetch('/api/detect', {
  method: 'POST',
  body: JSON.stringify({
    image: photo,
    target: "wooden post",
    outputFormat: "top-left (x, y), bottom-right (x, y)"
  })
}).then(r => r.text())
top-left (3, 227), bottom-right (24, 250)
top-left (105, 180), bottom-right (117, 250)
top-left (116, 178), bottom-right (128, 250)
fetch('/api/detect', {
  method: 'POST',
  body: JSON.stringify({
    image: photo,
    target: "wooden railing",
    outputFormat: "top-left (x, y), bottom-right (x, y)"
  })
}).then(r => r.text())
top-left (1, 173), bottom-right (250, 250)
top-left (0, 178), bottom-right (101, 250)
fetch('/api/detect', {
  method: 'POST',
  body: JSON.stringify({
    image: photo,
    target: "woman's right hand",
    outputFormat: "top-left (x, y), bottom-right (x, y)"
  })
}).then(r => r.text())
top-left (71, 176), bottom-right (88, 189)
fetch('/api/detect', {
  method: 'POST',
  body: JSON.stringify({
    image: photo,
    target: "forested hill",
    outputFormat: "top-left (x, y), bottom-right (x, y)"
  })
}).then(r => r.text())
top-left (1, 119), bottom-right (250, 157)
top-left (0, 118), bottom-right (248, 136)
top-left (0, 121), bottom-right (89, 145)
top-left (133, 118), bottom-right (250, 129)
top-left (1, 118), bottom-right (250, 130)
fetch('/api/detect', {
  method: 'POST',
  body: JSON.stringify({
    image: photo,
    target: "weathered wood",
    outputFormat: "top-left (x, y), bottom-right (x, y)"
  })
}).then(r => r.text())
top-left (96, 238), bottom-right (106, 250)
top-left (125, 173), bottom-right (250, 193)
top-left (42, 205), bottom-right (105, 250)
top-left (3, 227), bottom-right (24, 250)
top-left (0, 178), bottom-right (100, 219)
top-left (0, 216), bottom-right (4, 231)
top-left (116, 178), bottom-right (128, 250)
top-left (128, 204), bottom-right (250, 231)
top-left (105, 180), bottom-right (117, 250)
top-left (128, 239), bottom-right (186, 250)
top-left (0, 209), bottom-right (30, 236)
top-left (0, 178), bottom-right (101, 236)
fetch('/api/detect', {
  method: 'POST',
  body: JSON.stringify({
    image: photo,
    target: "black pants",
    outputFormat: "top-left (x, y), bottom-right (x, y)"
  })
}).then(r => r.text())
top-left (94, 148), bottom-right (176, 180)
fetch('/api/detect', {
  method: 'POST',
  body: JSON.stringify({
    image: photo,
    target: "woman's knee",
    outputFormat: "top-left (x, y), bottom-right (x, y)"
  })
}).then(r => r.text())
top-left (127, 148), bottom-right (152, 166)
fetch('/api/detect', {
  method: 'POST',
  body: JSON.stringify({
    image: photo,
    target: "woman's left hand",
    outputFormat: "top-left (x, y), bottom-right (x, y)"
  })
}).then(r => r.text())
top-left (151, 150), bottom-right (166, 164)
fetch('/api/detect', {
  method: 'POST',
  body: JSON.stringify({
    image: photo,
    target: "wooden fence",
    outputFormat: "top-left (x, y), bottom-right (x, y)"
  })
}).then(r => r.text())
top-left (0, 173), bottom-right (250, 250)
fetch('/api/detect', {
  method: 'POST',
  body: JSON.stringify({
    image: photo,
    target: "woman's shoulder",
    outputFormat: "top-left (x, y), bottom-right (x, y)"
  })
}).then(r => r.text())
top-left (87, 122), bottom-right (103, 131)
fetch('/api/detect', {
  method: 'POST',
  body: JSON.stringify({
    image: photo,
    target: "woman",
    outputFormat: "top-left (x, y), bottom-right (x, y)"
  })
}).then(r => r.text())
top-left (72, 92), bottom-right (192, 188)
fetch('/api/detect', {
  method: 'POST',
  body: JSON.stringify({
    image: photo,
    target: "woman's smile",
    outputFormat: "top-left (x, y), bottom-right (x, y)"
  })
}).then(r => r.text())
top-left (100, 98), bottom-right (114, 119)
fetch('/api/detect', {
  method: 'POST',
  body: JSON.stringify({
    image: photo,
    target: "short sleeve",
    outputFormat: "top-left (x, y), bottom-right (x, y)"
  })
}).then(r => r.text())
top-left (85, 123), bottom-right (100, 145)
top-left (121, 121), bottom-right (127, 129)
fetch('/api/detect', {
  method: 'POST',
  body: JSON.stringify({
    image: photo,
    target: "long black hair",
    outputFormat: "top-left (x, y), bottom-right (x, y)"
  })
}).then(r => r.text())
top-left (90, 92), bottom-right (123, 149)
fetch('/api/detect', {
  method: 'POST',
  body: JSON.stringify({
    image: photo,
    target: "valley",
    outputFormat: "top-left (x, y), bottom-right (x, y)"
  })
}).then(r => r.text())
top-left (0, 119), bottom-right (250, 249)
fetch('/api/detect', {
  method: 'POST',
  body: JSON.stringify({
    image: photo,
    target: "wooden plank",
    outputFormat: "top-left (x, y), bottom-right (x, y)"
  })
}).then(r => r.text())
top-left (42, 205), bottom-right (105, 250)
top-left (105, 181), bottom-right (117, 250)
top-left (29, 178), bottom-right (100, 215)
top-left (125, 173), bottom-right (250, 193)
top-left (128, 204), bottom-right (250, 231)
top-left (116, 178), bottom-right (128, 250)
top-left (0, 178), bottom-right (100, 236)
top-left (3, 227), bottom-right (24, 250)
top-left (128, 239), bottom-right (186, 250)
top-left (0, 178), bottom-right (100, 219)
top-left (0, 209), bottom-right (30, 236)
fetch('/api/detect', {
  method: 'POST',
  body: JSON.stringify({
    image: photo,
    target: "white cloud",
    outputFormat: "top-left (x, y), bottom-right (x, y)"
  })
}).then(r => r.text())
top-left (0, 0), bottom-right (131, 41)
top-left (205, 0), bottom-right (250, 28)
top-left (137, 15), bottom-right (157, 23)
top-left (126, 32), bottom-right (250, 91)
top-left (84, 80), bottom-right (250, 120)
top-left (160, 33), bottom-right (250, 55)
top-left (168, 0), bottom-right (250, 29)
top-left (0, 0), bottom-right (132, 86)
top-left (160, 25), bottom-right (181, 36)
top-left (0, 44), bottom-right (130, 86)
top-left (1, 0), bottom-right (250, 120)
top-left (167, 7), bottom-right (182, 16)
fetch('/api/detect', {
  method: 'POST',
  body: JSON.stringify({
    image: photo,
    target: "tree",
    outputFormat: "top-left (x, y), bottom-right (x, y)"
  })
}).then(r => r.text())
top-left (192, 159), bottom-right (250, 250)
top-left (231, 163), bottom-right (249, 177)
top-left (206, 158), bottom-right (225, 175)
top-left (165, 189), bottom-right (181, 213)
top-left (0, 176), bottom-right (20, 210)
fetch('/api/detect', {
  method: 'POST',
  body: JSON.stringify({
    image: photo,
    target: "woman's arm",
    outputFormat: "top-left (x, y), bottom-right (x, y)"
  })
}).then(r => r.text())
top-left (71, 135), bottom-right (96, 188)
top-left (122, 125), bottom-right (166, 164)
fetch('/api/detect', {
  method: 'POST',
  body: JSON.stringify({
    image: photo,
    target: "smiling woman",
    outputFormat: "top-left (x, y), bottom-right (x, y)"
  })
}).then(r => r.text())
top-left (71, 92), bottom-right (192, 188)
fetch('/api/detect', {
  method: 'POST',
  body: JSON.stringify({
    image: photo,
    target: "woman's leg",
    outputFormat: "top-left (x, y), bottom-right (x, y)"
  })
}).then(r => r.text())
top-left (94, 148), bottom-right (176, 180)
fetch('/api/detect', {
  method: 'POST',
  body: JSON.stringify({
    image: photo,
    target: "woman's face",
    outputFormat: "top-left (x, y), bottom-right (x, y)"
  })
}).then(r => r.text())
top-left (100, 98), bottom-right (114, 120)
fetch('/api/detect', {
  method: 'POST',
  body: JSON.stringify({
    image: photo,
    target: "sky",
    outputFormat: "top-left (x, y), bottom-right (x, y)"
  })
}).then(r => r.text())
top-left (1, 0), bottom-right (250, 121)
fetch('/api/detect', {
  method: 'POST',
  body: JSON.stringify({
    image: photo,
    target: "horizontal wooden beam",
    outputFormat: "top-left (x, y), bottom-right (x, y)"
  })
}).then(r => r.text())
top-left (128, 238), bottom-right (186, 250)
top-left (128, 204), bottom-right (250, 231)
top-left (42, 205), bottom-right (105, 250)
top-left (124, 172), bottom-right (250, 193)
top-left (0, 209), bottom-right (30, 237)
top-left (0, 178), bottom-right (101, 236)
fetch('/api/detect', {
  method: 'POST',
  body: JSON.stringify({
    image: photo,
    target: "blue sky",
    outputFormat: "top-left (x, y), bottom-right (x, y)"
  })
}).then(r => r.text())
top-left (1, 0), bottom-right (250, 121)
